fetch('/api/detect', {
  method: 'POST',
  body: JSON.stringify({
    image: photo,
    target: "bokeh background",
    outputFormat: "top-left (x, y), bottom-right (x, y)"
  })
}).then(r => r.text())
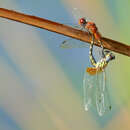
top-left (0, 0), bottom-right (130, 130)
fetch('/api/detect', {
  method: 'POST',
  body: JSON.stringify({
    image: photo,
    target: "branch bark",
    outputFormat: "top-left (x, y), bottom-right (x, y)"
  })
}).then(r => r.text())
top-left (0, 8), bottom-right (130, 57)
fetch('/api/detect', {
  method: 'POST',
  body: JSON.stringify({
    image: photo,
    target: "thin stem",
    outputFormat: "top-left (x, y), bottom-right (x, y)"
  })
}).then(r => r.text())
top-left (0, 8), bottom-right (130, 57)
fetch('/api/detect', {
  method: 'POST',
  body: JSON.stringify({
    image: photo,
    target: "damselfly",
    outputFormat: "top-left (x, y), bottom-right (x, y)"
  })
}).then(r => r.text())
top-left (60, 8), bottom-right (115, 116)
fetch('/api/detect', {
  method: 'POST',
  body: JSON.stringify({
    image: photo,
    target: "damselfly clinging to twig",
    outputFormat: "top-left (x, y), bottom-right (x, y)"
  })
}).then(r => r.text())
top-left (60, 8), bottom-right (115, 116)
top-left (61, 8), bottom-right (104, 55)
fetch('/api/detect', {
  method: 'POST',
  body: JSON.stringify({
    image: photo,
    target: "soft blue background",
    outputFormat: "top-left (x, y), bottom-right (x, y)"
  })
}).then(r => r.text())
top-left (0, 0), bottom-right (129, 130)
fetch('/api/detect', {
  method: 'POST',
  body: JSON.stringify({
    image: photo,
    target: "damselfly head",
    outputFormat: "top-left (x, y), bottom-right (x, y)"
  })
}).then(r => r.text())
top-left (106, 52), bottom-right (115, 62)
top-left (78, 17), bottom-right (87, 26)
top-left (110, 53), bottom-right (115, 60)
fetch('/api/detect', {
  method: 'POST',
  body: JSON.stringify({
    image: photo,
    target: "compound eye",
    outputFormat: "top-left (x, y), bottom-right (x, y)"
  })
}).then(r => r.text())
top-left (80, 18), bottom-right (86, 24)
top-left (110, 53), bottom-right (115, 60)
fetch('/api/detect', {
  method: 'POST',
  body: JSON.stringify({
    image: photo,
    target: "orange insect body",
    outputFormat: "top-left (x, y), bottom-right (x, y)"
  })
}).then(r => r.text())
top-left (86, 67), bottom-right (98, 75)
top-left (86, 64), bottom-right (107, 75)
top-left (85, 22), bottom-right (101, 41)
top-left (78, 18), bottom-right (102, 41)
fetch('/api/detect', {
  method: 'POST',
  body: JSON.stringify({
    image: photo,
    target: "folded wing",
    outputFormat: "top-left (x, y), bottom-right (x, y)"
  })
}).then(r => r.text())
top-left (83, 68), bottom-right (111, 116)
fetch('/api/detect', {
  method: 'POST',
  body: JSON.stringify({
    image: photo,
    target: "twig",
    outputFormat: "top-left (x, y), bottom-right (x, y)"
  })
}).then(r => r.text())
top-left (0, 8), bottom-right (130, 57)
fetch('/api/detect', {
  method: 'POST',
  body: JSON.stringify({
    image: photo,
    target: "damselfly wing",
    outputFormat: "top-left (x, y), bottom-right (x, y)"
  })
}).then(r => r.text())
top-left (60, 38), bottom-right (89, 48)
top-left (83, 67), bottom-right (111, 116)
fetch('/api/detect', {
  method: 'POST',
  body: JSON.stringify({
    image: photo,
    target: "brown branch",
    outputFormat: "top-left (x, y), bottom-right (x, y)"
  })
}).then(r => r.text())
top-left (0, 8), bottom-right (130, 57)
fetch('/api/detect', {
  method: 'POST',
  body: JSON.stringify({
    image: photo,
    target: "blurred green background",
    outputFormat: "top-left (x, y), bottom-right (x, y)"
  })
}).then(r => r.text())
top-left (0, 0), bottom-right (130, 130)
